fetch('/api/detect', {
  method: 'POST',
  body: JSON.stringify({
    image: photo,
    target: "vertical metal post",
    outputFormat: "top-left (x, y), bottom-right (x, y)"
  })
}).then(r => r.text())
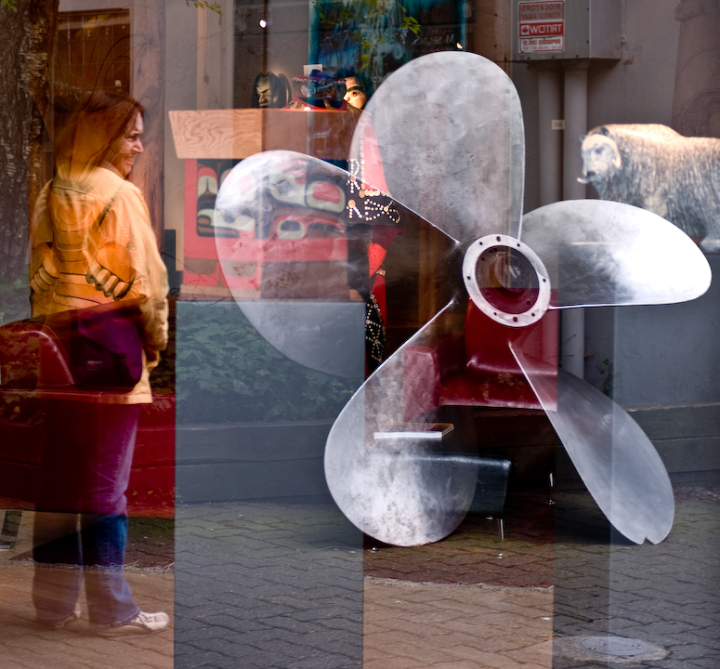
top-left (561, 62), bottom-right (588, 378)
top-left (563, 63), bottom-right (588, 201)
top-left (537, 66), bottom-right (564, 366)
top-left (537, 67), bottom-right (563, 206)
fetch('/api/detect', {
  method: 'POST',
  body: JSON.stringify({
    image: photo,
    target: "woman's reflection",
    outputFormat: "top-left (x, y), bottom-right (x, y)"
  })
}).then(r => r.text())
top-left (28, 91), bottom-right (170, 634)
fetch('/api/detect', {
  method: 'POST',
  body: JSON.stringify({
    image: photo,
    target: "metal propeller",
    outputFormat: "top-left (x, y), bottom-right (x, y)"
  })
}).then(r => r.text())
top-left (216, 52), bottom-right (711, 546)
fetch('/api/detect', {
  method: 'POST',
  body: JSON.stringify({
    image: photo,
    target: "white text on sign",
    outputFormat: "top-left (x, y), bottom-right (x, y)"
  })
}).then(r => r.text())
top-left (519, 0), bottom-right (565, 54)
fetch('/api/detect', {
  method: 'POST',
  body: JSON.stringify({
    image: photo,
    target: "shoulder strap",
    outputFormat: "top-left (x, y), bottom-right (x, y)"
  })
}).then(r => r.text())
top-left (96, 183), bottom-right (124, 228)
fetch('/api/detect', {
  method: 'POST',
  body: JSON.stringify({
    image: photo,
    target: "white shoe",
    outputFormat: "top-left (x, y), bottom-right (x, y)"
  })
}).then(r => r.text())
top-left (99, 611), bottom-right (170, 635)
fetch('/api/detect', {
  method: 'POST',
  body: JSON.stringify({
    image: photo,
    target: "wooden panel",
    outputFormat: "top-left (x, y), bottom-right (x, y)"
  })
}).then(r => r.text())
top-left (262, 111), bottom-right (314, 155)
top-left (196, 4), bottom-right (208, 110)
top-left (130, 0), bottom-right (165, 244)
top-left (169, 109), bottom-right (360, 160)
top-left (473, 0), bottom-right (512, 71)
top-left (169, 109), bottom-right (262, 159)
top-left (264, 109), bottom-right (361, 160)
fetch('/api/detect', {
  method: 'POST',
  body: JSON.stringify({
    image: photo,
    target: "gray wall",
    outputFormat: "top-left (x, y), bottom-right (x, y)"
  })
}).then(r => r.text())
top-left (512, 0), bottom-right (719, 408)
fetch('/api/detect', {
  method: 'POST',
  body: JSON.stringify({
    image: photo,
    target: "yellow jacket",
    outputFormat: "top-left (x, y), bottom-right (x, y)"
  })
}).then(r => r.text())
top-left (29, 167), bottom-right (169, 403)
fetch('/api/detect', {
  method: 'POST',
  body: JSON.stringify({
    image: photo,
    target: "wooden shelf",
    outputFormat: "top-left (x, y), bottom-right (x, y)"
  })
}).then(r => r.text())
top-left (169, 108), bottom-right (360, 161)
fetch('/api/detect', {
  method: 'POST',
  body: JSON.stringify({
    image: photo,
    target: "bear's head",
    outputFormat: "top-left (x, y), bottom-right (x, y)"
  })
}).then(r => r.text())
top-left (579, 130), bottom-right (622, 186)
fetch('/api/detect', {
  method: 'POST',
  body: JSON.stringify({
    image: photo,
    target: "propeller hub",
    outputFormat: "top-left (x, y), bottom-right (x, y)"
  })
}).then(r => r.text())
top-left (463, 234), bottom-right (551, 328)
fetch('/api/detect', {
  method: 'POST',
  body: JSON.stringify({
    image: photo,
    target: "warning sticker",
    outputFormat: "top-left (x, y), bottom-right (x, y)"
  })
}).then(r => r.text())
top-left (518, 1), bottom-right (565, 54)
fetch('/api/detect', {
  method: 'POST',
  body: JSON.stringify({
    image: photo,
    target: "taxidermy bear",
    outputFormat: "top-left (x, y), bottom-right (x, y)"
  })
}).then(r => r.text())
top-left (580, 124), bottom-right (720, 252)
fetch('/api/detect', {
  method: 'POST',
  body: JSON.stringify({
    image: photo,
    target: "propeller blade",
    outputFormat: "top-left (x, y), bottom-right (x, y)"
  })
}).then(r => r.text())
top-left (511, 342), bottom-right (674, 544)
top-left (324, 303), bottom-right (481, 546)
top-left (214, 151), bottom-right (458, 376)
top-left (352, 52), bottom-right (525, 243)
top-left (236, 302), bottom-right (366, 378)
top-left (520, 200), bottom-right (711, 308)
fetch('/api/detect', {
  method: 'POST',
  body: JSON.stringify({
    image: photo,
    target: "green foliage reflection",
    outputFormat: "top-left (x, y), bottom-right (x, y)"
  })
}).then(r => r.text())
top-left (176, 302), bottom-right (360, 424)
top-left (0, 278), bottom-right (30, 327)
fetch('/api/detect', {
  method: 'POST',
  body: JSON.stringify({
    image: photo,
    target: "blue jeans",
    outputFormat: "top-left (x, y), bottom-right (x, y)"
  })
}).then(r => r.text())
top-left (32, 401), bottom-right (141, 628)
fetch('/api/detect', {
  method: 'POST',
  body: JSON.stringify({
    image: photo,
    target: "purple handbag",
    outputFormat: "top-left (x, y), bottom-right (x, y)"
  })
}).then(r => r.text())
top-left (69, 300), bottom-right (144, 390)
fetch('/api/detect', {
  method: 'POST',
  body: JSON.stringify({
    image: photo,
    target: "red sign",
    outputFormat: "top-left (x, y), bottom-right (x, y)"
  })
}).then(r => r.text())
top-left (518, 1), bottom-right (565, 54)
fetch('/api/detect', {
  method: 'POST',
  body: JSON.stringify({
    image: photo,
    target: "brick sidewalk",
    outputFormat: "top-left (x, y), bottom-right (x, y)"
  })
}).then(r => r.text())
top-left (0, 488), bottom-right (718, 668)
top-left (364, 578), bottom-right (552, 669)
top-left (0, 563), bottom-right (173, 669)
top-left (0, 511), bottom-right (173, 669)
